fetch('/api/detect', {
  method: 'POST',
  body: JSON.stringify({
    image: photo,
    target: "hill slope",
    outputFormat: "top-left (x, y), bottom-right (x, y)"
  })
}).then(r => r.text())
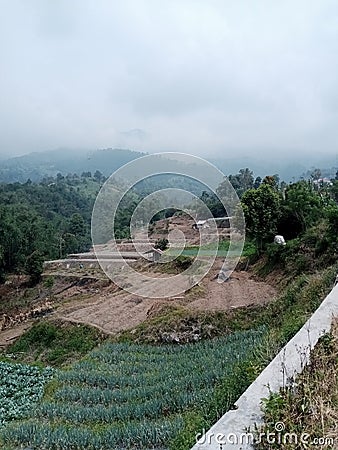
top-left (0, 148), bottom-right (145, 183)
top-left (2, 147), bottom-right (337, 183)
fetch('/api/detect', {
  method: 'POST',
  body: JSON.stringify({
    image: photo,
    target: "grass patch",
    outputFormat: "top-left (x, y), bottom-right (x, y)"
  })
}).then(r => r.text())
top-left (154, 255), bottom-right (195, 274)
top-left (6, 320), bottom-right (106, 367)
top-left (0, 283), bottom-right (41, 316)
top-left (166, 239), bottom-right (258, 258)
top-left (256, 223), bottom-right (338, 282)
top-left (169, 355), bottom-right (269, 450)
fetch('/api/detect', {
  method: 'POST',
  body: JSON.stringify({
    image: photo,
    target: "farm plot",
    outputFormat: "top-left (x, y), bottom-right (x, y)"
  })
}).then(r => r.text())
top-left (0, 362), bottom-right (54, 427)
top-left (2, 328), bottom-right (266, 449)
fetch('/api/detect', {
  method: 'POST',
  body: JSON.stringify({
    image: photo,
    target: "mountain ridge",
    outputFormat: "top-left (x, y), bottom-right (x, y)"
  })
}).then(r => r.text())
top-left (0, 147), bottom-right (336, 183)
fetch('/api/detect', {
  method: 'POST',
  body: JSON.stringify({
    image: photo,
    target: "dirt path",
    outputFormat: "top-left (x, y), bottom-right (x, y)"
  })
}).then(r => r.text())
top-left (55, 291), bottom-right (155, 334)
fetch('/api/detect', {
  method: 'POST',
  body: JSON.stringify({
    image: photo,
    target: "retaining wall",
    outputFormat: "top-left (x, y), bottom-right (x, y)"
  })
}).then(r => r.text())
top-left (191, 282), bottom-right (338, 450)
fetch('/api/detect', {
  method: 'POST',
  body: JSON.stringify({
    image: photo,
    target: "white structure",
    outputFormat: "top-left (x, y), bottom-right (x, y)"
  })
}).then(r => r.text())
top-left (274, 235), bottom-right (286, 246)
top-left (313, 177), bottom-right (333, 187)
top-left (192, 220), bottom-right (211, 230)
top-left (192, 217), bottom-right (232, 230)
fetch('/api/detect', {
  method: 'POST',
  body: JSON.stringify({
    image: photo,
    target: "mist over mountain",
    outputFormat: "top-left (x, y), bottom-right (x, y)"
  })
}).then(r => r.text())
top-left (0, 148), bottom-right (144, 183)
top-left (0, 148), bottom-right (336, 184)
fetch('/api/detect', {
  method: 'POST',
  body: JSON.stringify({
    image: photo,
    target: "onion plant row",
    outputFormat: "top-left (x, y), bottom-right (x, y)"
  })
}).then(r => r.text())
top-left (1, 328), bottom-right (266, 449)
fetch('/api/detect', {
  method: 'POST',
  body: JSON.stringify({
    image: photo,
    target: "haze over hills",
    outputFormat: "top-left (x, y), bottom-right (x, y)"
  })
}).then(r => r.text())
top-left (0, 148), bottom-right (337, 184)
top-left (0, 148), bottom-right (144, 183)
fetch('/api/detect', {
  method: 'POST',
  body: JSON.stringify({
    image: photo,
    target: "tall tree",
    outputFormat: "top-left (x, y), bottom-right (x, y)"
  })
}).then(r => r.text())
top-left (241, 184), bottom-right (282, 250)
top-left (253, 176), bottom-right (262, 189)
top-left (228, 168), bottom-right (254, 198)
top-left (25, 251), bottom-right (44, 286)
top-left (280, 181), bottom-right (323, 235)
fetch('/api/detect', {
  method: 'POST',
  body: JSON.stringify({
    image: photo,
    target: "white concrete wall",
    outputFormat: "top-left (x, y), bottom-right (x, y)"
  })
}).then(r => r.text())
top-left (191, 283), bottom-right (338, 450)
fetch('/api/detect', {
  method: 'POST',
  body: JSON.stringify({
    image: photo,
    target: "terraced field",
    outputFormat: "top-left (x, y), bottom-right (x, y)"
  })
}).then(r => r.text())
top-left (1, 328), bottom-right (266, 449)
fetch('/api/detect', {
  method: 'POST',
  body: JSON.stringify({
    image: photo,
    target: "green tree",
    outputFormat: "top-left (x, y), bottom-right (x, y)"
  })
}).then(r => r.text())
top-left (197, 191), bottom-right (226, 218)
top-left (325, 204), bottom-right (338, 240)
top-left (56, 173), bottom-right (64, 183)
top-left (93, 170), bottom-right (105, 183)
top-left (253, 176), bottom-right (262, 189)
top-left (241, 184), bottom-right (282, 250)
top-left (69, 213), bottom-right (86, 236)
top-left (154, 238), bottom-right (169, 251)
top-left (216, 178), bottom-right (241, 216)
top-left (25, 251), bottom-right (44, 286)
top-left (262, 174), bottom-right (279, 189)
top-left (329, 180), bottom-right (338, 203)
top-left (310, 168), bottom-right (322, 181)
top-left (228, 168), bottom-right (254, 198)
top-left (0, 244), bottom-right (6, 283)
top-left (279, 181), bottom-right (323, 238)
top-left (62, 233), bottom-right (79, 255)
top-left (0, 179), bottom-right (95, 278)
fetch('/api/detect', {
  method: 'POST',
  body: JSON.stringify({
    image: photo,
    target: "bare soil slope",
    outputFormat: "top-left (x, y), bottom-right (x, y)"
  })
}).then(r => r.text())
top-left (0, 260), bottom-right (277, 344)
top-left (53, 261), bottom-right (276, 334)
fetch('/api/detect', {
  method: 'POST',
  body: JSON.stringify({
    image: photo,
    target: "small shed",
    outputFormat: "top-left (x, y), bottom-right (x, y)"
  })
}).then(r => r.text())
top-left (143, 247), bottom-right (164, 262)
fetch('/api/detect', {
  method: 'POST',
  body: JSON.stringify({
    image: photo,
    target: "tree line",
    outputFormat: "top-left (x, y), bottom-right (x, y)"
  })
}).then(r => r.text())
top-left (1, 167), bottom-right (337, 285)
top-left (201, 168), bottom-right (338, 254)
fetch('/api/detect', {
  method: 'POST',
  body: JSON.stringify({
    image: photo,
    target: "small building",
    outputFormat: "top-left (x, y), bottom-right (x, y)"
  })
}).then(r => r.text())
top-left (313, 178), bottom-right (333, 187)
top-left (143, 247), bottom-right (164, 262)
top-left (192, 217), bottom-right (232, 230)
top-left (192, 220), bottom-right (210, 230)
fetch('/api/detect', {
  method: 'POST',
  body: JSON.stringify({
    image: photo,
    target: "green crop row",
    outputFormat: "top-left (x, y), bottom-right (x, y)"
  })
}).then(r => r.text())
top-left (58, 330), bottom-right (263, 390)
top-left (55, 382), bottom-right (207, 407)
top-left (2, 328), bottom-right (266, 449)
top-left (38, 387), bottom-right (212, 424)
top-left (2, 416), bottom-right (183, 449)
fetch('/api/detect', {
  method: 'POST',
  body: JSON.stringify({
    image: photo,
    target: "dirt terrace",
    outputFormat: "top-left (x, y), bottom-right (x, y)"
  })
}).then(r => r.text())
top-left (52, 259), bottom-right (276, 335)
top-left (0, 259), bottom-right (277, 346)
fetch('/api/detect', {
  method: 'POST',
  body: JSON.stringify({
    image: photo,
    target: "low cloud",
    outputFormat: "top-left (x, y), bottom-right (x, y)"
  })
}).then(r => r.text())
top-left (0, 0), bottom-right (338, 161)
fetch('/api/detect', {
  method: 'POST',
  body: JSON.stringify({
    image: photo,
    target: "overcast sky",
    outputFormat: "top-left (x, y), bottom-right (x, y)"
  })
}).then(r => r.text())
top-left (1, 0), bottom-right (338, 160)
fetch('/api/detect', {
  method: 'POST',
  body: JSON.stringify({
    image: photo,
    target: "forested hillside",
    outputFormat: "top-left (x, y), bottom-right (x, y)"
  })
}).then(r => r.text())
top-left (0, 170), bottom-right (202, 283)
top-left (0, 174), bottom-right (101, 284)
